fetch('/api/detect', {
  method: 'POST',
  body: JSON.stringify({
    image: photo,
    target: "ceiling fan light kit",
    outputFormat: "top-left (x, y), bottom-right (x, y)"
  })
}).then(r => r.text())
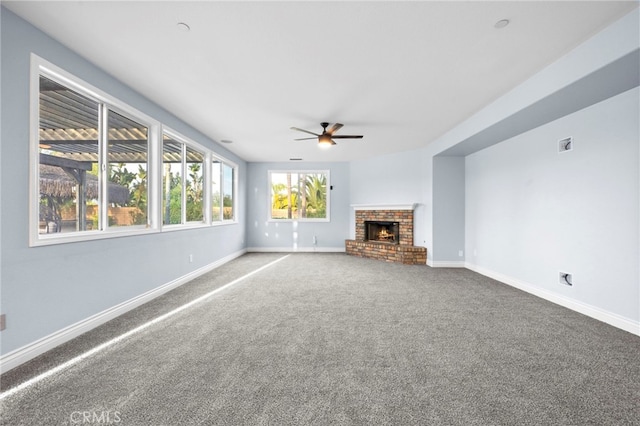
top-left (318, 134), bottom-right (335, 149)
top-left (291, 122), bottom-right (363, 149)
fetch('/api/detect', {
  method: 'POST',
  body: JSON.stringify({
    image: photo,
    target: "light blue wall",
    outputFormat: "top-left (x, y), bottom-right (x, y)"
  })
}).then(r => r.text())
top-left (465, 87), bottom-right (639, 323)
top-left (246, 162), bottom-right (350, 250)
top-left (0, 9), bottom-right (247, 355)
top-left (432, 157), bottom-right (465, 264)
top-left (422, 9), bottom-right (639, 330)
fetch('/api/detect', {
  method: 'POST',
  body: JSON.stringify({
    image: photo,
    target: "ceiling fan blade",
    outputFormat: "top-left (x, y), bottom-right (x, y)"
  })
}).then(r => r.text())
top-left (290, 127), bottom-right (319, 137)
top-left (327, 123), bottom-right (344, 135)
top-left (331, 135), bottom-right (363, 139)
top-left (294, 137), bottom-right (318, 141)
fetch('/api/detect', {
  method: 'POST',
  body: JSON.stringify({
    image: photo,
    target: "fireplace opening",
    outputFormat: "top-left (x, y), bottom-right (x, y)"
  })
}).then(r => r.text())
top-left (365, 221), bottom-right (400, 244)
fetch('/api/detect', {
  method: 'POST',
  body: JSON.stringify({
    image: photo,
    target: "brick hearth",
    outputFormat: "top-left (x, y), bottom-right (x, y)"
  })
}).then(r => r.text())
top-left (346, 207), bottom-right (426, 265)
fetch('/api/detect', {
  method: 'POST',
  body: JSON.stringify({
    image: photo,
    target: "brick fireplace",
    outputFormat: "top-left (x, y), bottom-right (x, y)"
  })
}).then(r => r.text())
top-left (345, 205), bottom-right (426, 265)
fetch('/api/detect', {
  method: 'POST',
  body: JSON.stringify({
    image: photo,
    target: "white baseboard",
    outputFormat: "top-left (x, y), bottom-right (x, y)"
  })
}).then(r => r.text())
top-left (427, 260), bottom-right (465, 268)
top-left (465, 262), bottom-right (640, 337)
top-left (0, 249), bottom-right (247, 374)
top-left (247, 246), bottom-right (346, 253)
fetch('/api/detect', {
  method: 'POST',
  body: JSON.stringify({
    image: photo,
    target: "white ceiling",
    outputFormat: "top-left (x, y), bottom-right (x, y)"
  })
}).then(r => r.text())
top-left (5, 1), bottom-right (638, 162)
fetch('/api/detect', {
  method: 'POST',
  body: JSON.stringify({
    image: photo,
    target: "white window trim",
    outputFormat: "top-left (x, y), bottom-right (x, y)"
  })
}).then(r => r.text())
top-left (211, 154), bottom-right (238, 224)
top-left (267, 170), bottom-right (331, 223)
top-left (102, 103), bottom-right (157, 233)
top-left (29, 54), bottom-right (240, 247)
top-left (161, 127), bottom-right (210, 229)
top-left (30, 54), bottom-right (161, 247)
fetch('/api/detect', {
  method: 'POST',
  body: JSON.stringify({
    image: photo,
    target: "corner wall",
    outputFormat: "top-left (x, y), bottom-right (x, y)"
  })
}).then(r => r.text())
top-left (424, 8), bottom-right (639, 333)
top-left (432, 157), bottom-right (465, 266)
top-left (465, 87), bottom-right (639, 329)
top-left (349, 149), bottom-right (429, 257)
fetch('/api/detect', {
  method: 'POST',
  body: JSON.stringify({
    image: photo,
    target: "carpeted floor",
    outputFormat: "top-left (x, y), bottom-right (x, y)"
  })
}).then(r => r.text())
top-left (1, 253), bottom-right (639, 425)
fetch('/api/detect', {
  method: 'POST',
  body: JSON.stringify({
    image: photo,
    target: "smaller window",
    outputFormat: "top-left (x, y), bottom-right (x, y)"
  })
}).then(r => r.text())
top-left (269, 171), bottom-right (330, 221)
top-left (185, 147), bottom-right (204, 223)
top-left (162, 135), bottom-right (183, 225)
top-left (107, 109), bottom-right (149, 228)
top-left (162, 130), bottom-right (206, 226)
top-left (212, 157), bottom-right (237, 222)
top-left (223, 163), bottom-right (234, 220)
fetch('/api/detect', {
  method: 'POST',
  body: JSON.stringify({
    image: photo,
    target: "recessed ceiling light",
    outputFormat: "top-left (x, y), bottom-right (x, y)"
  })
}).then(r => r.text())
top-left (176, 22), bottom-right (191, 32)
top-left (220, 139), bottom-right (233, 144)
top-left (494, 19), bottom-right (510, 29)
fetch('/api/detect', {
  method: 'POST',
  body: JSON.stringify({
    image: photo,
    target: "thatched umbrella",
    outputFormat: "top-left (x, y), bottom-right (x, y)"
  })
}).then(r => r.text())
top-left (39, 164), bottom-right (130, 204)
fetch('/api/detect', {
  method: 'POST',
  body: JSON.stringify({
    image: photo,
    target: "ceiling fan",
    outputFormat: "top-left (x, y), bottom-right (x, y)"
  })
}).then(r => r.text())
top-left (291, 122), bottom-right (363, 149)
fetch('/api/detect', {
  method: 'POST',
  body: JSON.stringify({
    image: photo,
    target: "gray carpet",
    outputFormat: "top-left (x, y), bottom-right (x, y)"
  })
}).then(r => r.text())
top-left (1, 253), bottom-right (639, 425)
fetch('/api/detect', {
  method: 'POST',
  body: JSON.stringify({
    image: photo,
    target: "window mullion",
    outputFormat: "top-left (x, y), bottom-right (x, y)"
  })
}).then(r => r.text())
top-left (99, 104), bottom-right (109, 231)
top-left (148, 123), bottom-right (160, 230)
top-left (181, 142), bottom-right (187, 224)
top-left (204, 152), bottom-right (211, 225)
top-left (218, 162), bottom-right (224, 221)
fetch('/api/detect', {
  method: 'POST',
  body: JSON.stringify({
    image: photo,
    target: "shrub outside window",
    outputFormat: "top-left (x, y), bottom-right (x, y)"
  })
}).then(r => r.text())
top-left (162, 136), bottom-right (183, 225)
top-left (162, 132), bottom-right (206, 226)
top-left (269, 171), bottom-right (329, 221)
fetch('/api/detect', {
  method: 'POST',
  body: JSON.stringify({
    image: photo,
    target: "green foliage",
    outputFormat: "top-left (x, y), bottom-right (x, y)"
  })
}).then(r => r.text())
top-left (185, 163), bottom-right (203, 221)
top-left (109, 163), bottom-right (147, 225)
top-left (162, 162), bottom-right (205, 224)
top-left (271, 173), bottom-right (326, 219)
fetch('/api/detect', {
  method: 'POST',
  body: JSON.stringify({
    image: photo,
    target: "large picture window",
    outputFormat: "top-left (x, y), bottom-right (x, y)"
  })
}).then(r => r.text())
top-left (269, 171), bottom-right (329, 221)
top-left (31, 56), bottom-right (239, 246)
top-left (37, 75), bottom-right (151, 237)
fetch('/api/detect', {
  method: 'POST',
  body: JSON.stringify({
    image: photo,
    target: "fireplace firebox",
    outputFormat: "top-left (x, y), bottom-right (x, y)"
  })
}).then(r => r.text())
top-left (365, 221), bottom-right (399, 244)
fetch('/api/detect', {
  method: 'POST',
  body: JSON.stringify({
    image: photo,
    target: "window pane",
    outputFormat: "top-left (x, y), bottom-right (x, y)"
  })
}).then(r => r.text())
top-left (107, 110), bottom-right (148, 227)
top-left (223, 164), bottom-right (234, 220)
top-left (211, 161), bottom-right (221, 222)
top-left (162, 135), bottom-right (182, 225)
top-left (270, 171), bottom-right (327, 220)
top-left (271, 172), bottom-right (290, 219)
top-left (39, 76), bottom-right (100, 233)
top-left (186, 147), bottom-right (204, 222)
top-left (304, 173), bottom-right (327, 218)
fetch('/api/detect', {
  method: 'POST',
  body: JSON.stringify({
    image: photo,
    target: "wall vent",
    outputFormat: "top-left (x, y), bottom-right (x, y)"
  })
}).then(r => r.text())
top-left (558, 137), bottom-right (573, 153)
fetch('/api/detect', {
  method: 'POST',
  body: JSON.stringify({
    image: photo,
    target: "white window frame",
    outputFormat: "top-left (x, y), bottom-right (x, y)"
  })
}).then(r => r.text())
top-left (30, 54), bottom-right (161, 247)
top-left (267, 170), bottom-right (331, 223)
top-left (30, 55), bottom-right (240, 246)
top-left (161, 127), bottom-right (210, 230)
top-left (211, 154), bottom-right (238, 224)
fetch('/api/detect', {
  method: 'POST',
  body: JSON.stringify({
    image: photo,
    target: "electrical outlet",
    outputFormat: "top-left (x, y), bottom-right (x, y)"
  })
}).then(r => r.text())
top-left (458, 250), bottom-right (463, 257)
top-left (313, 236), bottom-right (317, 245)
top-left (0, 314), bottom-right (6, 331)
top-left (558, 137), bottom-right (573, 153)
top-left (189, 254), bottom-right (193, 263)
top-left (559, 272), bottom-right (573, 286)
